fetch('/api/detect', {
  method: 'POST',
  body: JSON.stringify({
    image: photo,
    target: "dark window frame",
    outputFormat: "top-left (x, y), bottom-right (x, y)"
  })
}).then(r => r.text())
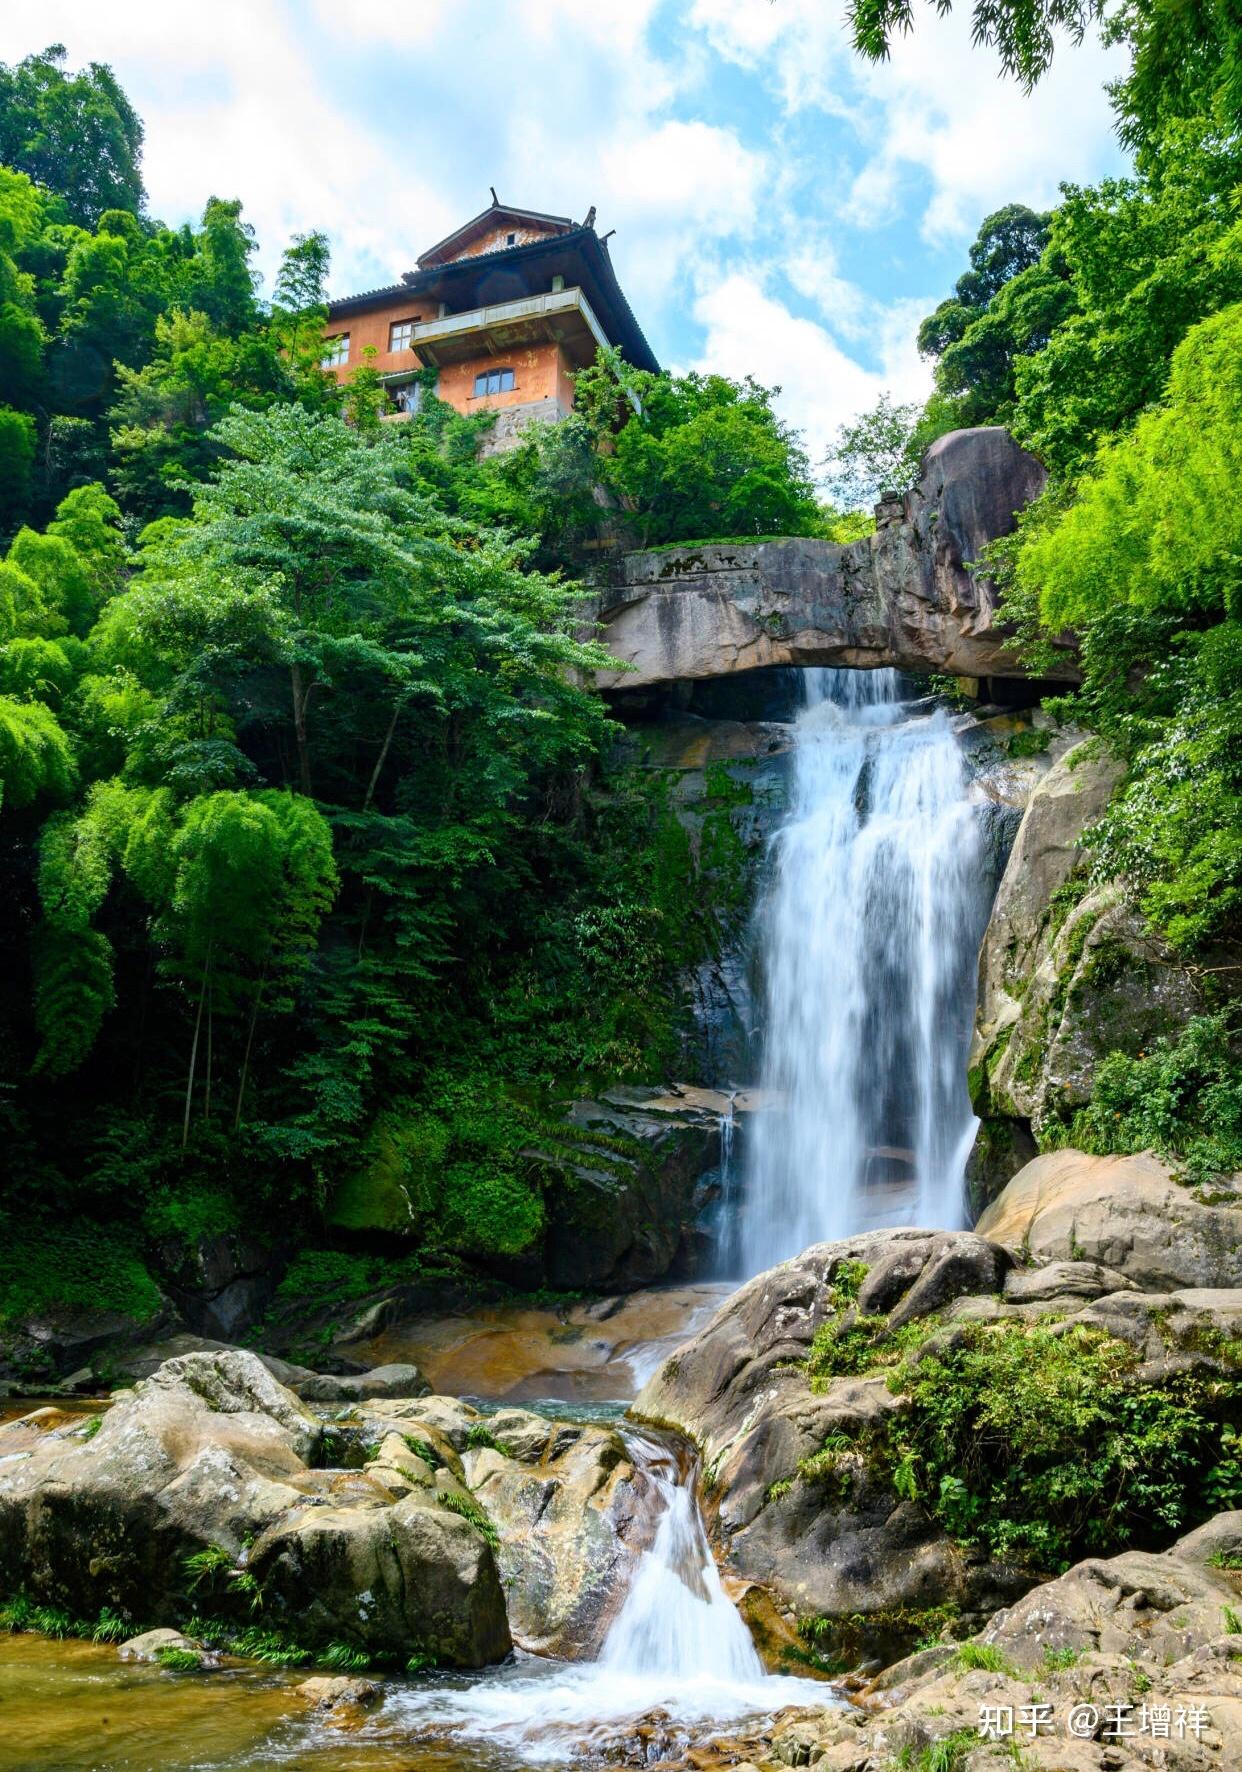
top-left (473, 367), bottom-right (515, 397)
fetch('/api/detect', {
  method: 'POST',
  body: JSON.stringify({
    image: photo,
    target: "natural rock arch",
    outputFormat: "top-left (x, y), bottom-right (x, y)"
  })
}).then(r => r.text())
top-left (593, 427), bottom-right (1071, 690)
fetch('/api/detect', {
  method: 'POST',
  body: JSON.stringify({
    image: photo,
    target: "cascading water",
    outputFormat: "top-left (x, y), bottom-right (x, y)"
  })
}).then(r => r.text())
top-left (599, 1434), bottom-right (762, 1685)
top-left (386, 1429), bottom-right (829, 1763)
top-left (737, 667), bottom-right (988, 1273)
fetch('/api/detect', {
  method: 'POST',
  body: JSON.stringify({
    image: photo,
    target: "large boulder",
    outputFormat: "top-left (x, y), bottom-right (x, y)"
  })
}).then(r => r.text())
top-left (0, 1350), bottom-right (510, 1667)
top-left (978, 1150), bottom-right (1242, 1291)
top-left (462, 1406), bottom-right (656, 1657)
top-left (633, 1231), bottom-right (1025, 1662)
top-left (967, 742), bottom-right (1202, 1204)
top-left (595, 427), bottom-right (1057, 689)
top-left (634, 1221), bottom-right (1242, 1672)
top-left (252, 1490), bottom-right (509, 1665)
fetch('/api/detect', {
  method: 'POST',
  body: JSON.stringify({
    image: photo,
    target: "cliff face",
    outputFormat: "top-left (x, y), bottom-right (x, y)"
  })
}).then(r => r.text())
top-left (967, 739), bottom-right (1205, 1207)
top-left (594, 428), bottom-right (1063, 690)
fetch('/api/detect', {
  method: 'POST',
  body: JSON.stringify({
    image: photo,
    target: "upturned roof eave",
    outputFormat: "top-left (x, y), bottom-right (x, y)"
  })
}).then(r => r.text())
top-left (416, 202), bottom-right (576, 269)
top-left (324, 228), bottom-right (659, 373)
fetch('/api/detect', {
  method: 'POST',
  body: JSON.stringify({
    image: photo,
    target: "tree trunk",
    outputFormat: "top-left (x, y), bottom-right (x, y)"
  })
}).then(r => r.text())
top-left (182, 968), bottom-right (208, 1153)
top-left (234, 972), bottom-right (266, 1133)
top-left (363, 700), bottom-right (402, 811)
top-left (290, 661), bottom-right (313, 796)
top-left (204, 980), bottom-right (213, 1124)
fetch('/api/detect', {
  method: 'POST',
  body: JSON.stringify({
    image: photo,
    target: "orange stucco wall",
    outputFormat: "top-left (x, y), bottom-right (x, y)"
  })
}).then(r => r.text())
top-left (324, 312), bottom-right (576, 419)
top-left (323, 300), bottom-right (432, 377)
top-left (436, 340), bottom-right (574, 413)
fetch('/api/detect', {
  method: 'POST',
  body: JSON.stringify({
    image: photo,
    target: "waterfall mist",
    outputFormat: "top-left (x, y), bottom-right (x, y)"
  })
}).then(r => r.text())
top-left (734, 667), bottom-right (988, 1274)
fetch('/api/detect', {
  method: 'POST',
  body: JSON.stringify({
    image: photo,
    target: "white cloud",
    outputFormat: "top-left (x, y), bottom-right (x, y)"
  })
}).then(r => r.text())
top-left (0, 0), bottom-right (455, 298)
top-left (692, 272), bottom-right (933, 472)
top-left (785, 238), bottom-right (872, 339)
top-left (688, 0), bottom-right (1127, 243)
top-left (688, 0), bottom-right (860, 119)
top-left (847, 11), bottom-right (1129, 240)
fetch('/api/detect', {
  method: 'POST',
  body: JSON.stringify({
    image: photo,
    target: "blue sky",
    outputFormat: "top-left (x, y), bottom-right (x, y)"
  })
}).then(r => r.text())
top-left (1, 0), bottom-right (1129, 462)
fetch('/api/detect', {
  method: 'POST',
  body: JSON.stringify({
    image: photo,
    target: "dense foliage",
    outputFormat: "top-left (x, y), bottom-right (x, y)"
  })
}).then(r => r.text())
top-left (893, 1319), bottom-right (1240, 1571)
top-left (805, 1266), bottom-right (1242, 1574)
top-left (903, 25), bottom-right (1242, 1164)
top-left (0, 47), bottom-right (832, 1342)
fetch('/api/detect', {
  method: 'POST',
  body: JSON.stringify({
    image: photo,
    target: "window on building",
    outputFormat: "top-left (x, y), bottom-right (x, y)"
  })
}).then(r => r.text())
top-left (389, 319), bottom-right (416, 352)
top-left (321, 333), bottom-right (349, 368)
top-left (473, 367), bottom-right (515, 397)
top-left (506, 231), bottom-right (517, 245)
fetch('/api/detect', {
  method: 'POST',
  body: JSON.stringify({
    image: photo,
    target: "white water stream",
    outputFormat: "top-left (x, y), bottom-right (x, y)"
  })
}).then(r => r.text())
top-left (737, 668), bottom-right (987, 1271)
top-left (386, 1431), bottom-right (830, 1761)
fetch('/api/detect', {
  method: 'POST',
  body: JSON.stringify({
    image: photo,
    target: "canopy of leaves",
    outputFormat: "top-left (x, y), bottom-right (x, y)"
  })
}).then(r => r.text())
top-left (0, 44), bottom-right (144, 227)
top-left (823, 392), bottom-right (925, 508)
top-left (571, 353), bottom-right (825, 547)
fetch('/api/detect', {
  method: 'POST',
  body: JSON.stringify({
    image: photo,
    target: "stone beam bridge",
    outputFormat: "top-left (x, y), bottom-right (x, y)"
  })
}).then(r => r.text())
top-left (594, 427), bottom-right (1073, 691)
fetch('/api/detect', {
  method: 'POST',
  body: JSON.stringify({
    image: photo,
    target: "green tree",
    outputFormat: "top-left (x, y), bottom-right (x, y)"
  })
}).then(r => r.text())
top-left (0, 44), bottom-right (144, 228)
top-left (845, 0), bottom-right (1241, 143)
top-left (0, 694), bottom-right (73, 811)
top-left (110, 309), bottom-right (291, 517)
top-left (0, 169), bottom-right (46, 419)
top-left (574, 352), bottom-right (822, 546)
top-left (270, 230), bottom-right (337, 407)
top-left (156, 789), bottom-right (338, 1141)
top-left (824, 392), bottom-right (924, 507)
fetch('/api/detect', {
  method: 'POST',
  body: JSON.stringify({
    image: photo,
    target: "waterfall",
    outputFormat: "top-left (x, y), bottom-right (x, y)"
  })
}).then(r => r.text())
top-left (386, 1428), bottom-right (828, 1755)
top-left (738, 668), bottom-right (986, 1273)
top-left (600, 1434), bottom-right (762, 1682)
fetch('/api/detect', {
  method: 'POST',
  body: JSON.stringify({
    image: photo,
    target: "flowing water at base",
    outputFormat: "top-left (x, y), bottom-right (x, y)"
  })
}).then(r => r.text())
top-left (0, 1427), bottom-right (833, 1772)
top-left (381, 1433), bottom-right (830, 1765)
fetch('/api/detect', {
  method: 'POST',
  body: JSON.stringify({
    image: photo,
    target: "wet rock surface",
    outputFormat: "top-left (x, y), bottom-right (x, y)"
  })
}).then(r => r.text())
top-left (345, 1280), bottom-right (734, 1404)
top-left (462, 1404), bottom-right (656, 1657)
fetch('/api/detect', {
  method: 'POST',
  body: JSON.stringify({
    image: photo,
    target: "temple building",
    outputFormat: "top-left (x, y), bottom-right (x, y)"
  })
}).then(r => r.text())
top-left (321, 198), bottom-right (658, 449)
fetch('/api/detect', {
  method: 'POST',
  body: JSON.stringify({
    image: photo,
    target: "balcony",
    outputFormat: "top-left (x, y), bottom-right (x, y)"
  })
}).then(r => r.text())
top-left (395, 285), bottom-right (611, 370)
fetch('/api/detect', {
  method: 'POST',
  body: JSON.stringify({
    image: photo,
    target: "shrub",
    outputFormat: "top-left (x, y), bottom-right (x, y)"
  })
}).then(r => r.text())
top-left (882, 1319), bottom-right (1238, 1572)
top-left (1059, 1012), bottom-right (1242, 1185)
top-left (0, 1218), bottom-right (161, 1328)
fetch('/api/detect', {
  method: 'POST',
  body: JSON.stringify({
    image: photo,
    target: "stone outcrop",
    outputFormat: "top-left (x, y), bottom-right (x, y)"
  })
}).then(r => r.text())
top-left (595, 429), bottom-right (1062, 690)
top-left (460, 1403), bottom-right (656, 1658)
top-left (977, 1150), bottom-right (1242, 1290)
top-left (0, 1350), bottom-right (510, 1667)
top-left (967, 740), bottom-right (1203, 1201)
top-left (0, 1351), bottom-right (673, 1672)
top-left (323, 1083), bottom-right (746, 1293)
top-left (695, 1522), bottom-right (1242, 1769)
top-left (633, 1231), bottom-right (1028, 1661)
top-left (633, 1213), bottom-right (1242, 1671)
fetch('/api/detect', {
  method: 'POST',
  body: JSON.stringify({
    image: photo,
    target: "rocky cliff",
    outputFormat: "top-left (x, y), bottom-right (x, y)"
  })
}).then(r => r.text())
top-left (967, 738), bottom-right (1207, 1206)
top-left (595, 428), bottom-right (1065, 690)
